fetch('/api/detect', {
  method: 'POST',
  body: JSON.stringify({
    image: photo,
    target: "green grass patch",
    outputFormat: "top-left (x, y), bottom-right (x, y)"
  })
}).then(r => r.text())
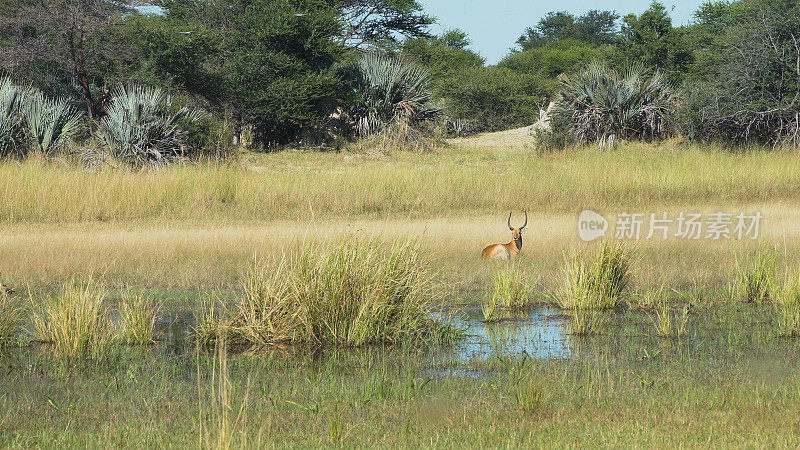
top-left (736, 248), bottom-right (778, 305)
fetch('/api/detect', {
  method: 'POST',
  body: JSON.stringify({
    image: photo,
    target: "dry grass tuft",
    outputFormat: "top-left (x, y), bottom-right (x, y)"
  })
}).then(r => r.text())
top-left (205, 238), bottom-right (457, 349)
top-left (117, 292), bottom-right (162, 345)
top-left (32, 278), bottom-right (112, 357)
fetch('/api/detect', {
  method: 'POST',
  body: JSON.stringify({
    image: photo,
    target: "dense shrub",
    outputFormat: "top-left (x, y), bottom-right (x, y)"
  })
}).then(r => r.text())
top-left (678, 0), bottom-right (800, 147)
top-left (545, 62), bottom-right (674, 148)
top-left (438, 66), bottom-right (543, 133)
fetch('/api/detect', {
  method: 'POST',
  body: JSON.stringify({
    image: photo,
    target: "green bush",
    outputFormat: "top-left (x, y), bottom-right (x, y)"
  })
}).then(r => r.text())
top-left (547, 62), bottom-right (674, 148)
top-left (438, 66), bottom-right (543, 133)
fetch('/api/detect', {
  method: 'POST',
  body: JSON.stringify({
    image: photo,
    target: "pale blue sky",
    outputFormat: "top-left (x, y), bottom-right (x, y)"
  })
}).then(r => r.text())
top-left (419, 0), bottom-right (708, 64)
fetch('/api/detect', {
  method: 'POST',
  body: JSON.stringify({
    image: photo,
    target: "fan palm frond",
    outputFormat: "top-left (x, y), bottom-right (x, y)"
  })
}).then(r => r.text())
top-left (23, 91), bottom-right (83, 155)
top-left (97, 84), bottom-right (203, 165)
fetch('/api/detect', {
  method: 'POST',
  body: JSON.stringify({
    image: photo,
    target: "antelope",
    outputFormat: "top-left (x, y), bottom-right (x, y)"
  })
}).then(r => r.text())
top-left (0, 273), bottom-right (13, 296)
top-left (482, 212), bottom-right (528, 260)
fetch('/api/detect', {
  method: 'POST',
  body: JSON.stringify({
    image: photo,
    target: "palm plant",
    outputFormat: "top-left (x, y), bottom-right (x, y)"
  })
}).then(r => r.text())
top-left (347, 53), bottom-right (441, 137)
top-left (97, 84), bottom-right (202, 165)
top-left (0, 77), bottom-right (28, 156)
top-left (553, 62), bottom-right (674, 148)
top-left (23, 91), bottom-right (83, 156)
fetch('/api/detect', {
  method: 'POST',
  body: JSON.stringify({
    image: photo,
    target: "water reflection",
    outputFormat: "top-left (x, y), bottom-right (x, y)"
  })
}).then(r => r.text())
top-left (450, 306), bottom-right (572, 361)
top-left (148, 306), bottom-right (573, 362)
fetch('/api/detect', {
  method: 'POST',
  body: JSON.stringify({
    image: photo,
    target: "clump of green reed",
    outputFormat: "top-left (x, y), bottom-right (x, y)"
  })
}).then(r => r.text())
top-left (117, 292), bottom-right (162, 345)
top-left (775, 276), bottom-right (800, 338)
top-left (32, 278), bottom-right (112, 357)
top-left (557, 242), bottom-right (631, 335)
top-left (482, 263), bottom-right (528, 323)
top-left (210, 238), bottom-right (456, 348)
top-left (556, 241), bottom-right (632, 310)
top-left (736, 248), bottom-right (777, 305)
top-left (570, 300), bottom-right (607, 335)
top-left (0, 290), bottom-right (24, 348)
top-left (647, 286), bottom-right (689, 338)
top-left (515, 373), bottom-right (546, 414)
top-left (498, 355), bottom-right (547, 414)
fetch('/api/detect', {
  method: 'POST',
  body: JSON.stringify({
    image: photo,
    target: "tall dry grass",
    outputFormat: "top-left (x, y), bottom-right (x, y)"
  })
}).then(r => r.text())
top-left (3, 143), bottom-right (800, 223)
top-left (32, 278), bottom-right (113, 357)
top-left (206, 238), bottom-right (456, 349)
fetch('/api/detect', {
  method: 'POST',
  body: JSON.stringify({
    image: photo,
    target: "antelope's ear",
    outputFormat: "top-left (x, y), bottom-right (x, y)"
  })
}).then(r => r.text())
top-left (520, 228), bottom-right (526, 234)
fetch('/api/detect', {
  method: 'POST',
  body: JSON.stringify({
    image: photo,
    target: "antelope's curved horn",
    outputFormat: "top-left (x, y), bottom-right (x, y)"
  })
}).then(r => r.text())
top-left (508, 212), bottom-right (513, 230)
top-left (522, 211), bottom-right (528, 229)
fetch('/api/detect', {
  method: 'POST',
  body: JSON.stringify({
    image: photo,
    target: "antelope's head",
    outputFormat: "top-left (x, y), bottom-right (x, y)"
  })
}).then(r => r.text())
top-left (508, 211), bottom-right (528, 250)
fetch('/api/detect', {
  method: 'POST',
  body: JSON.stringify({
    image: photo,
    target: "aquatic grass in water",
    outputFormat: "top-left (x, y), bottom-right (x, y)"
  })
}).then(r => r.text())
top-left (647, 287), bottom-right (689, 338)
top-left (557, 241), bottom-right (632, 311)
top-left (491, 263), bottom-right (528, 310)
top-left (117, 292), bottom-right (162, 345)
top-left (570, 301), bottom-right (607, 335)
top-left (482, 263), bottom-right (528, 322)
top-left (214, 238), bottom-right (457, 348)
top-left (0, 290), bottom-right (23, 348)
top-left (198, 337), bottom-right (252, 449)
top-left (32, 278), bottom-right (112, 358)
top-left (557, 242), bottom-right (631, 335)
top-left (736, 248), bottom-right (777, 305)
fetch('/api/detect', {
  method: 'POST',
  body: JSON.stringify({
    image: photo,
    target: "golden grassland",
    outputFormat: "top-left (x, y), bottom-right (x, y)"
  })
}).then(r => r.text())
top-left (3, 140), bottom-right (800, 302)
top-left (2, 141), bottom-right (800, 223)
top-left (4, 204), bottom-right (800, 299)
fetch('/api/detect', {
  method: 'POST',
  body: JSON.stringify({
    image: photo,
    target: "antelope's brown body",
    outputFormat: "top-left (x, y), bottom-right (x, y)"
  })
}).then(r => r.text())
top-left (482, 212), bottom-right (527, 260)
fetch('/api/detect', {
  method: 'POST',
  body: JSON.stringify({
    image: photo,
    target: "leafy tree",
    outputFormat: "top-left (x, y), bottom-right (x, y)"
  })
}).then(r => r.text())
top-left (438, 66), bottom-right (544, 132)
top-left (517, 10), bottom-right (619, 50)
top-left (499, 40), bottom-right (618, 95)
top-left (340, 0), bottom-right (433, 50)
top-left (0, 0), bottom-right (137, 118)
top-left (401, 29), bottom-right (485, 95)
top-left (684, 1), bottom-right (735, 80)
top-left (618, 2), bottom-right (693, 82)
top-left (225, 0), bottom-right (345, 146)
top-left (116, 13), bottom-right (221, 102)
top-left (679, 0), bottom-right (800, 147)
